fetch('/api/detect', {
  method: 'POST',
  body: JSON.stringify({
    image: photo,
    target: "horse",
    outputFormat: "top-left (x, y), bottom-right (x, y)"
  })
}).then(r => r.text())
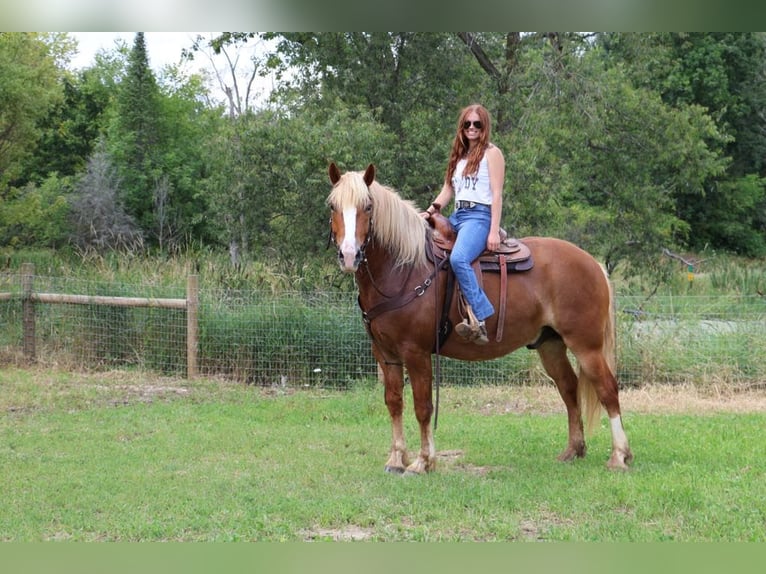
top-left (326, 162), bottom-right (633, 473)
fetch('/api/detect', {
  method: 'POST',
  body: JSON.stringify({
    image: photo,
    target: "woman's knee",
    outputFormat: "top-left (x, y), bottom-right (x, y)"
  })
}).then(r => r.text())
top-left (449, 251), bottom-right (471, 269)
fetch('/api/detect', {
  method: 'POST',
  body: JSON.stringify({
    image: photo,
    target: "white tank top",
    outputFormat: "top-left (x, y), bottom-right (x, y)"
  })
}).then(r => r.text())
top-left (451, 153), bottom-right (492, 205)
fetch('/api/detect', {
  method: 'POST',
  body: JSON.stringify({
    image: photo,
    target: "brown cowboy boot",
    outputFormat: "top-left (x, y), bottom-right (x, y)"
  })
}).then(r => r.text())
top-left (455, 319), bottom-right (489, 345)
top-left (455, 304), bottom-right (489, 345)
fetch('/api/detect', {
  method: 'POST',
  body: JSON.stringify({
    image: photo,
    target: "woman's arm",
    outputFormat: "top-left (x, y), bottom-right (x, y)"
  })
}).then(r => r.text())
top-left (423, 180), bottom-right (454, 218)
top-left (486, 144), bottom-right (505, 250)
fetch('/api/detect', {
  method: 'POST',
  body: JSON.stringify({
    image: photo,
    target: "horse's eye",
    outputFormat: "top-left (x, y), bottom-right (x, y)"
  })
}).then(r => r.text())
top-left (364, 203), bottom-right (372, 213)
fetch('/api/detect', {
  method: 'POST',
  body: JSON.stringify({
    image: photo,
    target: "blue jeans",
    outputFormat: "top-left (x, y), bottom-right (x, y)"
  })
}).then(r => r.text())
top-left (449, 205), bottom-right (495, 321)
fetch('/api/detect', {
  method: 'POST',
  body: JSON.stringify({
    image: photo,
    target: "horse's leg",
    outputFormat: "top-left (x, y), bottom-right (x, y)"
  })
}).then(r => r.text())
top-left (576, 349), bottom-right (633, 470)
top-left (375, 356), bottom-right (411, 474)
top-left (403, 353), bottom-right (436, 475)
top-left (536, 338), bottom-right (586, 461)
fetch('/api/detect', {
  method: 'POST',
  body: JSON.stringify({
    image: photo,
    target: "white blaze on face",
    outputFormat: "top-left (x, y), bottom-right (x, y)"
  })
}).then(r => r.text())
top-left (339, 206), bottom-right (359, 270)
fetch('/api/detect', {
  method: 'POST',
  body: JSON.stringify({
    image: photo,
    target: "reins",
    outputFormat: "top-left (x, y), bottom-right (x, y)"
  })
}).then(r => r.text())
top-left (432, 248), bottom-right (442, 430)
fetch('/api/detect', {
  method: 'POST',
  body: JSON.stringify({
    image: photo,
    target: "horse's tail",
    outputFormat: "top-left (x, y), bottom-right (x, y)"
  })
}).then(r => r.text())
top-left (580, 264), bottom-right (615, 436)
top-left (602, 264), bottom-right (617, 375)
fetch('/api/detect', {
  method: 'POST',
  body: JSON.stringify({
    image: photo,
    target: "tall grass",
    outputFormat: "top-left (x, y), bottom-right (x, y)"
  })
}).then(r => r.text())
top-left (198, 291), bottom-right (374, 387)
top-left (3, 246), bottom-right (763, 297)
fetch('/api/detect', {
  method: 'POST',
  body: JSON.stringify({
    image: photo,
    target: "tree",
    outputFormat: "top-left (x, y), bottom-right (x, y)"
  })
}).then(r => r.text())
top-left (258, 33), bottom-right (486, 194)
top-left (0, 33), bottom-right (69, 189)
top-left (152, 65), bottom-right (219, 250)
top-left (200, 98), bottom-right (398, 269)
top-left (187, 33), bottom-right (272, 116)
top-left (23, 65), bottom-right (115, 183)
top-left (187, 34), bottom-right (279, 263)
top-left (496, 36), bottom-right (727, 274)
top-left (202, 32), bottom-right (730, 273)
top-left (0, 175), bottom-right (70, 248)
top-left (107, 32), bottom-right (165, 237)
top-left (102, 33), bottom-right (215, 251)
top-left (599, 32), bottom-right (766, 256)
top-left (69, 140), bottom-right (143, 253)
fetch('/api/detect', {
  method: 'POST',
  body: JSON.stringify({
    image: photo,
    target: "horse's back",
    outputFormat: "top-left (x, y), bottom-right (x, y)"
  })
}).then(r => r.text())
top-left (516, 236), bottom-right (611, 339)
top-left (522, 236), bottom-right (607, 285)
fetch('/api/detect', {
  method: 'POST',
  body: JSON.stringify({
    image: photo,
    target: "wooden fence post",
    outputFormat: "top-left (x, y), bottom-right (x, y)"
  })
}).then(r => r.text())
top-left (186, 274), bottom-right (199, 378)
top-left (21, 262), bottom-right (35, 362)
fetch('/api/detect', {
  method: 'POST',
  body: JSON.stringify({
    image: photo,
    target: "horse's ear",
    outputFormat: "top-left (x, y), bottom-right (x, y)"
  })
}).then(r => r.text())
top-left (363, 164), bottom-right (375, 186)
top-left (328, 162), bottom-right (341, 185)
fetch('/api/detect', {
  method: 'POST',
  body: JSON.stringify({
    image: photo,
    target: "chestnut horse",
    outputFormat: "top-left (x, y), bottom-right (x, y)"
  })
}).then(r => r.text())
top-left (327, 163), bottom-right (633, 472)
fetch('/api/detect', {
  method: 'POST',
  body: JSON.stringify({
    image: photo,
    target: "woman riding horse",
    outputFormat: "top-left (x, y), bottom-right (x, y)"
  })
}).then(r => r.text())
top-left (327, 162), bottom-right (633, 473)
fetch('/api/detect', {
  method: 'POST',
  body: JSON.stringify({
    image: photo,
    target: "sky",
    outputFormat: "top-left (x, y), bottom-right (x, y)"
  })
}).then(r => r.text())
top-left (68, 32), bottom-right (279, 108)
top-left (68, 32), bottom-right (208, 72)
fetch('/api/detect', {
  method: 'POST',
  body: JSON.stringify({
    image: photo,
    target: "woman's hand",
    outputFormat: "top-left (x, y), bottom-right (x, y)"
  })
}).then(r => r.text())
top-left (486, 229), bottom-right (501, 251)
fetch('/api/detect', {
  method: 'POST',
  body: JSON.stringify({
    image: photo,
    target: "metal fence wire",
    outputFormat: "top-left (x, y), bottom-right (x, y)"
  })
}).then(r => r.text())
top-left (1, 271), bottom-right (765, 388)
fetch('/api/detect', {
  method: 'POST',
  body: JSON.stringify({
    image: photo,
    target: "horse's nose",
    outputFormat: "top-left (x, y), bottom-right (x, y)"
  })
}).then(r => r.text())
top-left (338, 245), bottom-right (359, 272)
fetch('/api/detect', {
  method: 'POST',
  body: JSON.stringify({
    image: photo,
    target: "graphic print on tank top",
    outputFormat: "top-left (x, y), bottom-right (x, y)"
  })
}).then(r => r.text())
top-left (452, 159), bottom-right (478, 193)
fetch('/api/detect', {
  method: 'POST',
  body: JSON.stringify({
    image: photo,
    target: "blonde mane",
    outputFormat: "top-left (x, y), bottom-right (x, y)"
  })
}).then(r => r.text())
top-left (328, 170), bottom-right (428, 268)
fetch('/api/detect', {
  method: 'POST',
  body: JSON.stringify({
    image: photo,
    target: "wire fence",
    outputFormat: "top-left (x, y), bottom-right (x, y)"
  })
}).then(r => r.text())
top-left (1, 270), bottom-right (765, 389)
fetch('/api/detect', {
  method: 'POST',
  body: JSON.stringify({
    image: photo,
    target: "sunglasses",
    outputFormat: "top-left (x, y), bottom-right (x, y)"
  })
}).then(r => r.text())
top-left (462, 120), bottom-right (483, 130)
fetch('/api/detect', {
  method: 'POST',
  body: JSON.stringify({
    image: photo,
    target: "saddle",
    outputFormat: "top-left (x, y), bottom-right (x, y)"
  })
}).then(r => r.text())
top-left (427, 209), bottom-right (533, 344)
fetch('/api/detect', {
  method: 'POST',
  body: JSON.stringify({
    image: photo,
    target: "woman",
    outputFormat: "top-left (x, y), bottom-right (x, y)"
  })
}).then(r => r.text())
top-left (422, 104), bottom-right (505, 345)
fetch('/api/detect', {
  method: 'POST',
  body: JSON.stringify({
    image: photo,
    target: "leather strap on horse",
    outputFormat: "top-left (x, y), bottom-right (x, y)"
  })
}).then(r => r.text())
top-left (496, 254), bottom-right (508, 342)
top-left (432, 254), bottom-right (442, 431)
top-left (432, 260), bottom-right (456, 431)
top-left (360, 257), bottom-right (448, 325)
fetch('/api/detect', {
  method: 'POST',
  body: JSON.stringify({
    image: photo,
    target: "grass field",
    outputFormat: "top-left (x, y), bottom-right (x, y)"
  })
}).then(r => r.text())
top-left (1, 367), bottom-right (765, 542)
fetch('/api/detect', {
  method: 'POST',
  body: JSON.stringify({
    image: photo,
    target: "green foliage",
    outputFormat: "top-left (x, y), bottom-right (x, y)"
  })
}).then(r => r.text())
top-left (503, 43), bottom-right (725, 275)
top-left (599, 32), bottom-right (766, 259)
top-left (3, 32), bottom-right (766, 284)
top-left (0, 33), bottom-right (69, 187)
top-left (199, 292), bottom-right (373, 387)
top-left (151, 71), bottom-right (219, 249)
top-left (688, 175), bottom-right (766, 256)
top-left (22, 70), bottom-right (112, 183)
top-left (202, 100), bottom-right (398, 263)
top-left (107, 33), bottom-right (165, 236)
top-left (272, 33), bottom-right (482, 134)
top-left (0, 175), bottom-right (71, 248)
top-left (662, 33), bottom-right (766, 177)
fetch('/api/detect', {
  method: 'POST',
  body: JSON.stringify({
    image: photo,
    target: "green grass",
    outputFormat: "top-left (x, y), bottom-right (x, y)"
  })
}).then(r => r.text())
top-left (1, 367), bottom-right (765, 541)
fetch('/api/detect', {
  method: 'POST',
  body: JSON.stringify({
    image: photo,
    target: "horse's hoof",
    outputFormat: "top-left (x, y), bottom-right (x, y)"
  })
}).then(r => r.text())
top-left (557, 451), bottom-right (576, 462)
top-left (606, 451), bottom-right (632, 471)
top-left (556, 446), bottom-right (585, 462)
top-left (385, 465), bottom-right (405, 475)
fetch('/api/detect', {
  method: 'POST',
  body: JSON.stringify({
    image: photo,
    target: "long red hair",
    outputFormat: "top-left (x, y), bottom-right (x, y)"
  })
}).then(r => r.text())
top-left (444, 104), bottom-right (492, 185)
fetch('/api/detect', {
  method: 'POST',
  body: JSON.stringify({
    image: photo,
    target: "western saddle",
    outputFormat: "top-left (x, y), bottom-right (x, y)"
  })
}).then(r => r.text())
top-left (426, 208), bottom-right (533, 344)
